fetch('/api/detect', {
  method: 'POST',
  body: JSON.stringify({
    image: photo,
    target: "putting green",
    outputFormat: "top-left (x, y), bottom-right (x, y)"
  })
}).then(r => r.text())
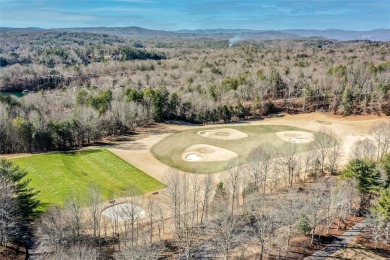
top-left (151, 125), bottom-right (318, 173)
top-left (12, 149), bottom-right (164, 208)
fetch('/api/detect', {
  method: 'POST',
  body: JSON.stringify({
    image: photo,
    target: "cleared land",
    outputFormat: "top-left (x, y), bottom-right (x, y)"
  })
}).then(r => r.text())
top-left (12, 149), bottom-right (164, 207)
top-left (151, 125), bottom-right (318, 173)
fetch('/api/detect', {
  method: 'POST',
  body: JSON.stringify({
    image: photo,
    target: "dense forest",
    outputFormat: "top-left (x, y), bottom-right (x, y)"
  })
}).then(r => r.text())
top-left (1, 31), bottom-right (390, 153)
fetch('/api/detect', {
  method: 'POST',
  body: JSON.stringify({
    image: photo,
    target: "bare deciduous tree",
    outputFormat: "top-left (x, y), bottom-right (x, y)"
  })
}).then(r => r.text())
top-left (312, 128), bottom-right (339, 175)
top-left (306, 180), bottom-right (328, 244)
top-left (351, 138), bottom-right (377, 160)
top-left (200, 174), bottom-right (214, 224)
top-left (278, 143), bottom-right (300, 186)
top-left (87, 186), bottom-right (102, 246)
top-left (225, 160), bottom-right (242, 215)
top-left (371, 121), bottom-right (390, 160)
top-left (211, 205), bottom-right (238, 260)
top-left (246, 196), bottom-right (282, 260)
top-left (367, 212), bottom-right (386, 249)
top-left (164, 169), bottom-right (184, 236)
top-left (327, 137), bottom-right (342, 174)
top-left (247, 143), bottom-right (275, 193)
top-left (277, 193), bottom-right (303, 254)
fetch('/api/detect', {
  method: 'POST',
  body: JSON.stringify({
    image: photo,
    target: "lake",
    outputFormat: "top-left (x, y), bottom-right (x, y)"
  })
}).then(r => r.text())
top-left (0, 92), bottom-right (25, 98)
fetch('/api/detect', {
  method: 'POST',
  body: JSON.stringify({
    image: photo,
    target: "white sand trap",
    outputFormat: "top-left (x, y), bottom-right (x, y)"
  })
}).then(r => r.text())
top-left (182, 144), bottom-right (237, 162)
top-left (197, 128), bottom-right (248, 140)
top-left (186, 153), bottom-right (203, 161)
top-left (276, 131), bottom-right (314, 143)
top-left (289, 138), bottom-right (309, 143)
top-left (102, 203), bottom-right (145, 221)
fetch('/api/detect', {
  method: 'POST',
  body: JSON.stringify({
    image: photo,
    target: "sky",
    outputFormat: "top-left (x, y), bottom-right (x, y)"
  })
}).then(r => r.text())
top-left (1, 0), bottom-right (389, 30)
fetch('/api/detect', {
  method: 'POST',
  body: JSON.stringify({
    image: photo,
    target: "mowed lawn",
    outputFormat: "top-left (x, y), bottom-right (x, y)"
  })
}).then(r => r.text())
top-left (152, 125), bottom-right (318, 174)
top-left (12, 149), bottom-right (164, 207)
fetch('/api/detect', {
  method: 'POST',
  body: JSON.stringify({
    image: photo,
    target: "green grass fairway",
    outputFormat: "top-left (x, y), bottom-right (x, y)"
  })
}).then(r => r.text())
top-left (152, 125), bottom-right (318, 174)
top-left (12, 149), bottom-right (164, 207)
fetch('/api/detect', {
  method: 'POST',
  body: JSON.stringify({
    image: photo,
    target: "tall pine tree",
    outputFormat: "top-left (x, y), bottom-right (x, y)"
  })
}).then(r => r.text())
top-left (374, 188), bottom-right (390, 220)
top-left (381, 153), bottom-right (390, 188)
top-left (342, 159), bottom-right (381, 214)
top-left (342, 85), bottom-right (353, 116)
top-left (0, 159), bottom-right (40, 246)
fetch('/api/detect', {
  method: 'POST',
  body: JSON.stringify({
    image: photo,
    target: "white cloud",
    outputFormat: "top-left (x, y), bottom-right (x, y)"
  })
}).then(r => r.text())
top-left (314, 9), bottom-right (352, 15)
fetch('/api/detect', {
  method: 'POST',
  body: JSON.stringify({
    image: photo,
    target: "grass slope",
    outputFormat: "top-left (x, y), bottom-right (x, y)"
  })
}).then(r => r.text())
top-left (152, 125), bottom-right (316, 173)
top-left (12, 149), bottom-right (164, 207)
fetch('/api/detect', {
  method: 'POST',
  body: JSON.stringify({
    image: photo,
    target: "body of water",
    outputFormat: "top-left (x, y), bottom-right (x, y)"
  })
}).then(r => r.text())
top-left (0, 92), bottom-right (25, 98)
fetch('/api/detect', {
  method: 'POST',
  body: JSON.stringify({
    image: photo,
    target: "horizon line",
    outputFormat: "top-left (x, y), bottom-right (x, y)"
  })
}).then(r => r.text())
top-left (1, 26), bottom-right (389, 32)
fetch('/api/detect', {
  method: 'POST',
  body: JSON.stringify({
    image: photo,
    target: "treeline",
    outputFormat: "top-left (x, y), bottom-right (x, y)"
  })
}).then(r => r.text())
top-left (0, 90), bottom-right (126, 153)
top-left (0, 85), bottom-right (253, 153)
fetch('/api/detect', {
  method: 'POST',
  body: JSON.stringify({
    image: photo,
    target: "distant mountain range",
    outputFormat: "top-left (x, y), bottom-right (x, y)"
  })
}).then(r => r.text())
top-left (179, 28), bottom-right (390, 41)
top-left (1, 26), bottom-right (389, 42)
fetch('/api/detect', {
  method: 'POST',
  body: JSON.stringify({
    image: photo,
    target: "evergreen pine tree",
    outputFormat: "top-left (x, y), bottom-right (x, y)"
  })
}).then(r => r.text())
top-left (0, 159), bottom-right (40, 221)
top-left (0, 159), bottom-right (40, 246)
top-left (342, 159), bottom-right (382, 213)
top-left (374, 188), bottom-right (390, 220)
top-left (381, 153), bottom-right (390, 188)
top-left (342, 85), bottom-right (353, 116)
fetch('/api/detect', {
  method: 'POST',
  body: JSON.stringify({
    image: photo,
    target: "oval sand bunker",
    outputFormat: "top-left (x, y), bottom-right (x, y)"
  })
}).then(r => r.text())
top-left (182, 144), bottom-right (237, 162)
top-left (102, 203), bottom-right (145, 221)
top-left (197, 128), bottom-right (248, 140)
top-left (186, 153), bottom-right (203, 161)
top-left (276, 131), bottom-right (314, 144)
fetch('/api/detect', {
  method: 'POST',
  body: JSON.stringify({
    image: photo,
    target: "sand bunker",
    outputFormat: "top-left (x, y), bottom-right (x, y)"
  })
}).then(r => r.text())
top-left (197, 128), bottom-right (248, 140)
top-left (276, 131), bottom-right (314, 144)
top-left (185, 153), bottom-right (203, 161)
top-left (182, 144), bottom-right (237, 162)
top-left (102, 203), bottom-right (145, 221)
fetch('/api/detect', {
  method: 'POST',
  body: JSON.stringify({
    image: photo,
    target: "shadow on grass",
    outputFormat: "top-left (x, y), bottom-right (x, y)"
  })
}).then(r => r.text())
top-left (60, 149), bottom-right (103, 156)
top-left (92, 141), bottom-right (116, 147)
top-left (34, 202), bottom-right (51, 216)
top-left (114, 143), bottom-right (148, 151)
top-left (111, 136), bottom-right (135, 142)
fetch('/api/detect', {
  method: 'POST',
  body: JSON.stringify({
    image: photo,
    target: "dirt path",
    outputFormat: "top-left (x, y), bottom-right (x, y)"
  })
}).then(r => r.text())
top-left (304, 220), bottom-right (367, 260)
